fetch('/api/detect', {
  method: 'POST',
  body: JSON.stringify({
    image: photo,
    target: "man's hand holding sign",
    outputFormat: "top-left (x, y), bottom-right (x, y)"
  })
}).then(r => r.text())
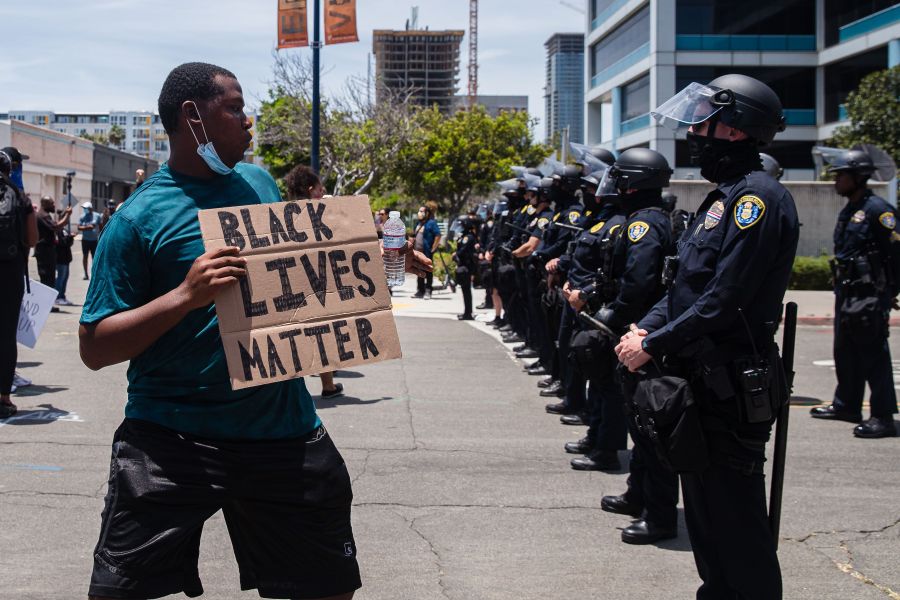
top-left (198, 195), bottom-right (411, 389)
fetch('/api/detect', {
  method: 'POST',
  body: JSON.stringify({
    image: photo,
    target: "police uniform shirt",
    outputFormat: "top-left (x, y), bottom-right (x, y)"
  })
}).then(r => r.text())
top-left (639, 171), bottom-right (800, 357)
top-left (563, 208), bottom-right (627, 290)
top-left (456, 231), bottom-right (478, 267)
top-left (540, 203), bottom-right (585, 259)
top-left (528, 207), bottom-right (555, 241)
top-left (605, 205), bottom-right (672, 329)
top-left (834, 190), bottom-right (900, 296)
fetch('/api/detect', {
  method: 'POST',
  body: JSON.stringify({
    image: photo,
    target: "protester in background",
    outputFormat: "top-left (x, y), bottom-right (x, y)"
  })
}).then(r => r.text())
top-left (99, 200), bottom-right (117, 235)
top-left (35, 196), bottom-right (71, 294)
top-left (283, 164), bottom-right (345, 400)
top-left (1, 146), bottom-right (28, 192)
top-left (135, 168), bottom-right (146, 186)
top-left (0, 150), bottom-right (38, 418)
top-left (413, 204), bottom-right (441, 298)
top-left (78, 201), bottom-right (101, 280)
top-left (374, 208), bottom-right (387, 239)
top-left (54, 218), bottom-right (75, 306)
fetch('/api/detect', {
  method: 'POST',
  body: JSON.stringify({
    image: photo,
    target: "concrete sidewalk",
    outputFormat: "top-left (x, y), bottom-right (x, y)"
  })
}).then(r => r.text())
top-left (389, 278), bottom-right (893, 327)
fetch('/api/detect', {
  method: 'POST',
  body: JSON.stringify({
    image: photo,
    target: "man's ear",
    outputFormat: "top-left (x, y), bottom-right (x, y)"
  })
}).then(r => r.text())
top-left (182, 101), bottom-right (201, 123)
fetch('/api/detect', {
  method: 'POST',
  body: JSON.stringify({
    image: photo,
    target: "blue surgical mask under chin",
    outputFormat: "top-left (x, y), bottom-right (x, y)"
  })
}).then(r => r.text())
top-left (196, 142), bottom-right (233, 176)
top-left (187, 102), bottom-right (233, 176)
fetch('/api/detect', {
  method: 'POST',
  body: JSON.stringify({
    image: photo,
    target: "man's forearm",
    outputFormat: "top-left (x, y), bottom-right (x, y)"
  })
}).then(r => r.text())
top-left (79, 288), bottom-right (195, 370)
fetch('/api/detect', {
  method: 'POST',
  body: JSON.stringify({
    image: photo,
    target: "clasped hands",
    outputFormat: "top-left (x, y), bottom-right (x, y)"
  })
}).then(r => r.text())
top-left (614, 323), bottom-right (653, 372)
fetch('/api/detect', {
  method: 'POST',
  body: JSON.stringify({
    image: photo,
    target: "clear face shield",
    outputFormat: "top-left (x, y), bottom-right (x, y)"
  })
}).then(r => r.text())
top-left (651, 82), bottom-right (732, 130)
top-left (595, 167), bottom-right (621, 198)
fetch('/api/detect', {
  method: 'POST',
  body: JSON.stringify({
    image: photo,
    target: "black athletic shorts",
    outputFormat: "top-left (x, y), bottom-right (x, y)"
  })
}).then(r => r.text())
top-left (89, 418), bottom-right (361, 599)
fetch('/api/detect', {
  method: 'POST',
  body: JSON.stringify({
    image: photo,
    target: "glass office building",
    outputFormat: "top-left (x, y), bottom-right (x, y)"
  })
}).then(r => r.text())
top-left (585, 0), bottom-right (900, 179)
top-left (545, 33), bottom-right (585, 144)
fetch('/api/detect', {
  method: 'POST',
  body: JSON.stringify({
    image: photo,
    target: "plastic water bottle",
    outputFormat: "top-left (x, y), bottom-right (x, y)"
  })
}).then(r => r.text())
top-left (382, 210), bottom-right (406, 287)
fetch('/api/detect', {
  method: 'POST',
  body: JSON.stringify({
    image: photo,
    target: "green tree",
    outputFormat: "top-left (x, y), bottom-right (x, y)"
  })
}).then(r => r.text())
top-left (828, 66), bottom-right (900, 167)
top-left (395, 106), bottom-right (552, 216)
top-left (79, 131), bottom-right (109, 145)
top-left (108, 124), bottom-right (126, 147)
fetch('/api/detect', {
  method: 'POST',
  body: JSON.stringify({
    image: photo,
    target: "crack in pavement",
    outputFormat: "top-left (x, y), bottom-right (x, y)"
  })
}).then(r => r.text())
top-left (0, 490), bottom-right (97, 500)
top-left (397, 359), bottom-right (422, 450)
top-left (785, 516), bottom-right (900, 598)
top-left (350, 450), bottom-right (371, 486)
top-left (397, 511), bottom-right (451, 600)
top-left (339, 445), bottom-right (583, 466)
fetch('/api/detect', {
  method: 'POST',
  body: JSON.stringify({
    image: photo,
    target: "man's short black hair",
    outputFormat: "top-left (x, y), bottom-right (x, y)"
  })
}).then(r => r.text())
top-left (284, 165), bottom-right (321, 200)
top-left (158, 62), bottom-right (236, 134)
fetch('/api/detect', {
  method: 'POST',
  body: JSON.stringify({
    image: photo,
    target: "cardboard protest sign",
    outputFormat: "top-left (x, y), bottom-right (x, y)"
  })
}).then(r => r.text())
top-left (17, 280), bottom-right (58, 349)
top-left (198, 195), bottom-right (401, 390)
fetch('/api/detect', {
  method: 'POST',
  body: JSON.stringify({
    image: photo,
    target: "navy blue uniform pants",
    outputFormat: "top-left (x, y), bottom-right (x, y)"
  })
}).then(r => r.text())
top-left (559, 304), bottom-right (584, 413)
top-left (584, 357), bottom-right (628, 453)
top-left (625, 419), bottom-right (679, 529)
top-left (832, 298), bottom-right (898, 418)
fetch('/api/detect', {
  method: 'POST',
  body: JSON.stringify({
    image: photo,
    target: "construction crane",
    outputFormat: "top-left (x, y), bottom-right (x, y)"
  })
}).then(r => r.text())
top-left (467, 0), bottom-right (478, 107)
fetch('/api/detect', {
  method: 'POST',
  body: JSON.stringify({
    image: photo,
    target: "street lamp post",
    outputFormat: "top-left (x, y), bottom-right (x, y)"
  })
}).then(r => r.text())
top-left (311, 0), bottom-right (321, 174)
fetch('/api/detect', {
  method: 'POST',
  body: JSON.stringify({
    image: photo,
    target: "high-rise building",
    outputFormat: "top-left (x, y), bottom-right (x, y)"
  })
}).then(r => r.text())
top-left (373, 26), bottom-right (465, 113)
top-left (584, 0), bottom-right (900, 179)
top-left (545, 33), bottom-right (585, 144)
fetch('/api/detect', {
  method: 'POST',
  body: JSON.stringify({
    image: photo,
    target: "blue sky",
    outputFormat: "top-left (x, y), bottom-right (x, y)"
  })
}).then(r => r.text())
top-left (1, 0), bottom-right (586, 141)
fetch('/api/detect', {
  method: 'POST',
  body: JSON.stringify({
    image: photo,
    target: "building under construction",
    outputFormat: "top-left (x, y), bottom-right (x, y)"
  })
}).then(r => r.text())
top-left (373, 26), bottom-right (465, 114)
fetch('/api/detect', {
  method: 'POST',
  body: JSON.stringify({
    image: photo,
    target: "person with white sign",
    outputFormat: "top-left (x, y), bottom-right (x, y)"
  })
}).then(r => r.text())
top-left (0, 149), bottom-right (38, 418)
top-left (79, 63), bottom-right (429, 600)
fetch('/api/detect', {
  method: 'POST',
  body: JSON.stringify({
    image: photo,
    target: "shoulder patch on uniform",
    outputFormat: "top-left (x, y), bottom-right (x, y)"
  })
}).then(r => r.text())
top-left (734, 195), bottom-right (766, 230)
top-left (528, 217), bottom-right (537, 228)
top-left (537, 217), bottom-right (550, 229)
top-left (552, 213), bottom-right (560, 222)
top-left (526, 206), bottom-right (536, 215)
top-left (705, 200), bottom-right (725, 230)
top-left (520, 206), bottom-right (528, 214)
top-left (608, 224), bottom-right (622, 235)
top-left (879, 211), bottom-right (896, 229)
top-left (851, 210), bottom-right (866, 224)
top-left (568, 211), bottom-right (580, 224)
top-left (585, 210), bottom-right (592, 216)
top-left (627, 221), bottom-right (650, 242)
top-left (590, 221), bottom-right (606, 234)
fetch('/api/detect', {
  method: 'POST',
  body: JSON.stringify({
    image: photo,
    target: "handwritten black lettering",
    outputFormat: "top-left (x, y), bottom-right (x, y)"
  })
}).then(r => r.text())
top-left (300, 251), bottom-right (329, 307)
top-left (269, 207), bottom-right (290, 245)
top-left (328, 249), bottom-right (354, 301)
top-left (351, 250), bottom-right (376, 297)
top-left (332, 319), bottom-right (354, 361)
top-left (241, 208), bottom-right (270, 249)
top-left (239, 338), bottom-right (268, 380)
top-left (304, 324), bottom-right (332, 367)
top-left (355, 317), bottom-right (379, 359)
top-left (283, 202), bottom-right (308, 243)
top-left (266, 335), bottom-right (287, 376)
top-left (239, 277), bottom-right (269, 318)
top-left (306, 202), bottom-right (333, 241)
top-left (278, 328), bottom-right (305, 372)
top-left (266, 257), bottom-right (307, 312)
top-left (218, 211), bottom-right (245, 250)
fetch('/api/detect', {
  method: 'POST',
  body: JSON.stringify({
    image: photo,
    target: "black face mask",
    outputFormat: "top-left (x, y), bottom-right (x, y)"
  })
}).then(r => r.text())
top-left (686, 132), bottom-right (761, 183)
top-left (583, 192), bottom-right (599, 211)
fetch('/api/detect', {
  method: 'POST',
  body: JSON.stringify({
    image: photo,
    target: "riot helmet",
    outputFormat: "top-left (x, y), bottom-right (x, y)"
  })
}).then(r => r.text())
top-left (596, 148), bottom-right (672, 197)
top-left (759, 153), bottom-right (784, 180)
top-left (825, 149), bottom-right (876, 177)
top-left (590, 146), bottom-right (616, 166)
top-left (661, 191), bottom-right (678, 213)
top-left (652, 74), bottom-right (785, 144)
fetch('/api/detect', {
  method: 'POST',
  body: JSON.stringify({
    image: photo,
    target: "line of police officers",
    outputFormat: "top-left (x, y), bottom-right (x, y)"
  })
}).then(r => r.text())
top-left (450, 73), bottom-right (898, 599)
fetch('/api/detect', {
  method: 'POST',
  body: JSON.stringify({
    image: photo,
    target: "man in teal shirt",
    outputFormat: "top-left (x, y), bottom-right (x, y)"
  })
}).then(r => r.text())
top-left (80, 63), bottom-right (430, 600)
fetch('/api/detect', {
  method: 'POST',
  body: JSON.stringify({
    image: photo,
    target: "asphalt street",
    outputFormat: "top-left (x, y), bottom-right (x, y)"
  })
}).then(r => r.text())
top-left (1, 265), bottom-right (898, 599)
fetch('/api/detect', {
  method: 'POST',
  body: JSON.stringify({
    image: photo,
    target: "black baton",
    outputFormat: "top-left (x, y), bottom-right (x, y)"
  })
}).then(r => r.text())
top-left (769, 301), bottom-right (797, 547)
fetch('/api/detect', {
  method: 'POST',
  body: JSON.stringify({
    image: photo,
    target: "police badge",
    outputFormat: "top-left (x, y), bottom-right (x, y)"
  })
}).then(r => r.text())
top-left (734, 196), bottom-right (766, 230)
top-left (537, 217), bottom-right (550, 230)
top-left (850, 210), bottom-right (866, 224)
top-left (879, 211), bottom-right (896, 229)
top-left (628, 221), bottom-right (650, 242)
top-left (705, 200), bottom-right (725, 230)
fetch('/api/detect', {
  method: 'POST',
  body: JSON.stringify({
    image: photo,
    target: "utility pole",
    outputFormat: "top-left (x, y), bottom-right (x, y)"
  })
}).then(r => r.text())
top-left (467, 0), bottom-right (478, 107)
top-left (311, 0), bottom-right (321, 173)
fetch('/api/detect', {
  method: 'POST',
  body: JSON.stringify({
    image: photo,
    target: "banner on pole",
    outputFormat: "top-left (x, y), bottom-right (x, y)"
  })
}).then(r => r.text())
top-left (198, 195), bottom-right (402, 390)
top-left (324, 0), bottom-right (359, 45)
top-left (277, 0), bottom-right (309, 49)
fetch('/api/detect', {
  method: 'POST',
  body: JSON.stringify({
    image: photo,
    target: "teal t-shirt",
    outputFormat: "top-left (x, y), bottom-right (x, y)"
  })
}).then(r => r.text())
top-left (80, 163), bottom-right (320, 440)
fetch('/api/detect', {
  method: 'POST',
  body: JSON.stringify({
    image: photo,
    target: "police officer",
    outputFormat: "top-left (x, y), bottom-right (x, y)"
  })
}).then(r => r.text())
top-left (616, 74), bottom-right (798, 599)
top-left (568, 149), bottom-right (673, 476)
top-left (454, 215), bottom-right (480, 321)
top-left (546, 170), bottom-right (626, 426)
top-left (810, 149), bottom-right (899, 438)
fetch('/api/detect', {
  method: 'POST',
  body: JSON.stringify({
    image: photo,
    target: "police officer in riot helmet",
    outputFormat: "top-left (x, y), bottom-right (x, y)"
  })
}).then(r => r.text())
top-left (759, 153), bottom-right (783, 180)
top-left (569, 149), bottom-right (674, 481)
top-left (616, 74), bottom-right (799, 599)
top-left (454, 215), bottom-right (481, 321)
top-left (810, 148), bottom-right (899, 438)
top-left (590, 146), bottom-right (616, 167)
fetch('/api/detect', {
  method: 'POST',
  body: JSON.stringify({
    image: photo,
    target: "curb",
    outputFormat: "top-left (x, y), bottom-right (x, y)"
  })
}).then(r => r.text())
top-left (796, 316), bottom-right (900, 326)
